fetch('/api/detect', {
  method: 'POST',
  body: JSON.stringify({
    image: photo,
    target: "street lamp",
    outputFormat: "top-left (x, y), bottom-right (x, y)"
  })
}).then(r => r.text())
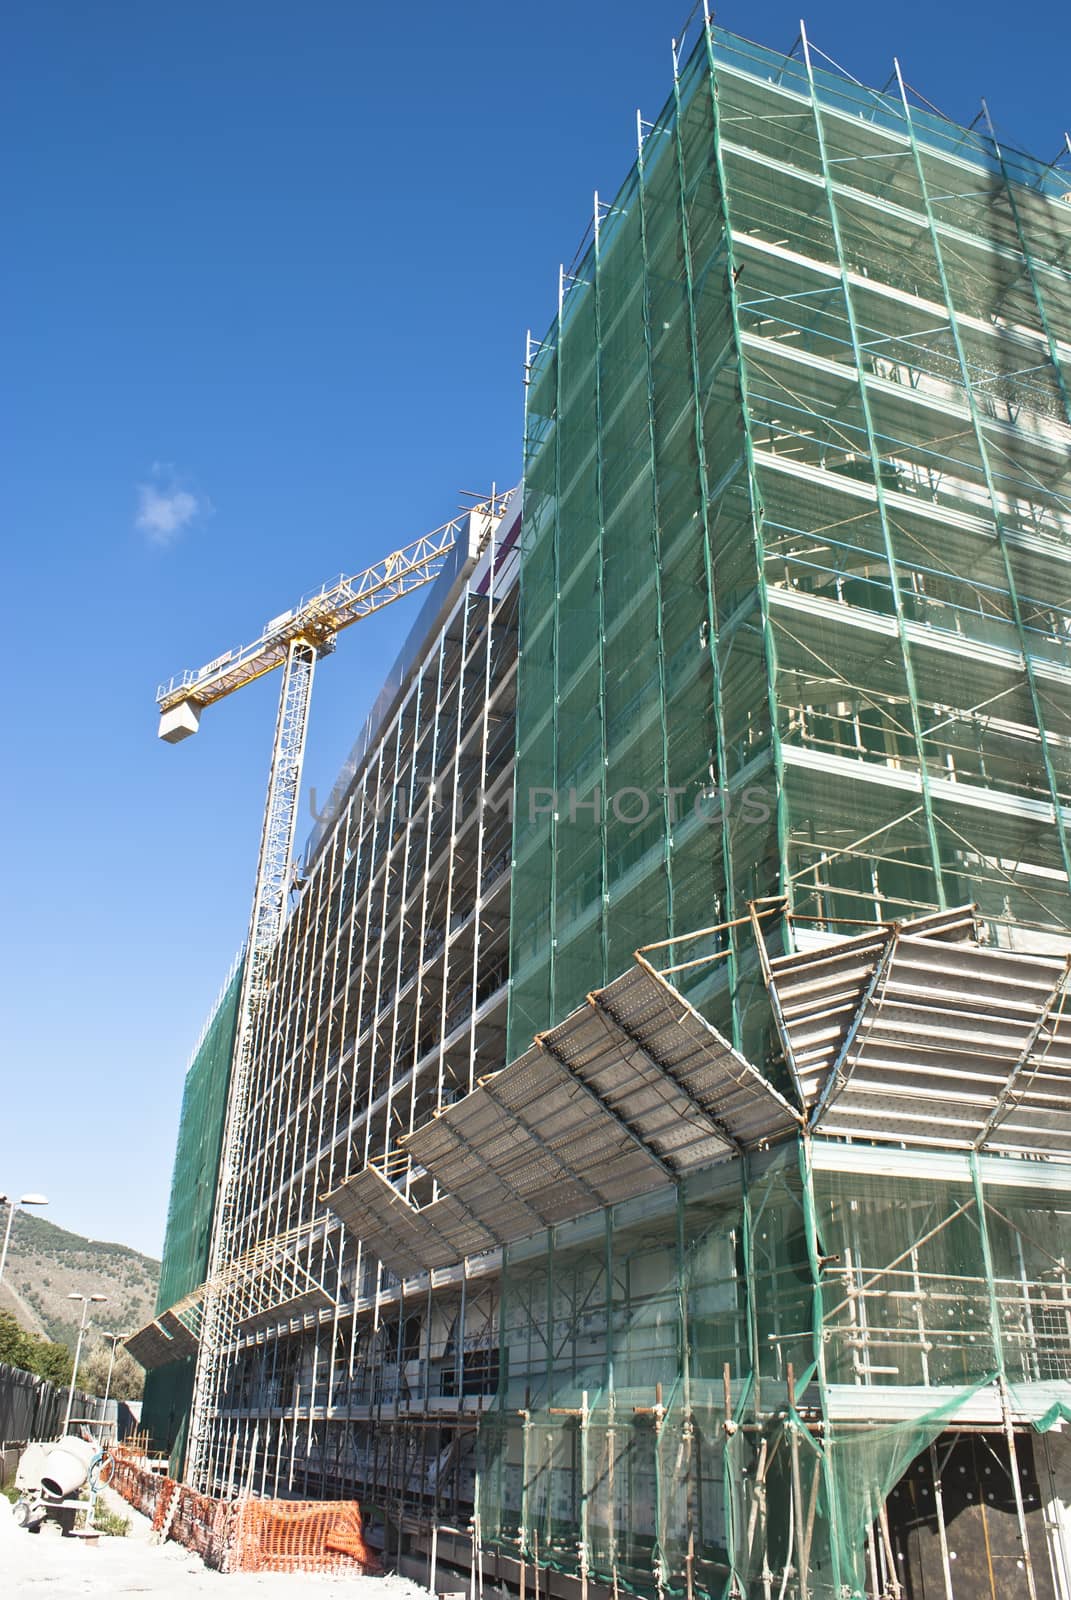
top-left (98, 1331), bottom-right (124, 1440)
top-left (64, 1293), bottom-right (107, 1436)
top-left (100, 1331), bottom-right (124, 1408)
top-left (0, 1192), bottom-right (48, 1289)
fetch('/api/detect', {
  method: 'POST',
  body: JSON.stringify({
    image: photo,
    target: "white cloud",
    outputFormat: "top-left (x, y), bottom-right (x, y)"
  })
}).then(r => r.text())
top-left (135, 466), bottom-right (206, 546)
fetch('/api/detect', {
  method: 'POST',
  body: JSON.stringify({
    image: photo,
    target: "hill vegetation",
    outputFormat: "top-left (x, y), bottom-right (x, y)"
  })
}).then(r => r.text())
top-left (0, 1210), bottom-right (159, 1399)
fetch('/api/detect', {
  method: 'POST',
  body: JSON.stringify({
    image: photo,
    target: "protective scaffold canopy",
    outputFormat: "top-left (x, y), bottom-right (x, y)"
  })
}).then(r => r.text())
top-left (326, 902), bottom-right (1071, 1261)
top-left (126, 1319), bottom-right (186, 1371)
top-left (129, 1223), bottom-right (334, 1364)
top-left (770, 920), bottom-right (1071, 1153)
top-left (322, 901), bottom-right (1071, 1597)
top-left (322, 957), bottom-right (799, 1280)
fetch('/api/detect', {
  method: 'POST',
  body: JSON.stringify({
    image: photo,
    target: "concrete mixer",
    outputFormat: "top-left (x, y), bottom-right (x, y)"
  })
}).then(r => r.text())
top-left (11, 1435), bottom-right (105, 1533)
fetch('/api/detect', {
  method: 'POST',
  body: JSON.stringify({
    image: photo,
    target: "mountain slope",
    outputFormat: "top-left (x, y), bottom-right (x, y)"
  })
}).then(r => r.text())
top-left (0, 1210), bottom-right (159, 1351)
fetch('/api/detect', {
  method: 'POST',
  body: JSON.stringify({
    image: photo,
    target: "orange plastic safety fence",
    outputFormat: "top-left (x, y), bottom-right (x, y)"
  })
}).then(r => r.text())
top-left (229, 1497), bottom-right (380, 1574)
top-left (109, 1450), bottom-right (168, 1524)
top-left (108, 1446), bottom-right (378, 1575)
top-left (166, 1485), bottom-right (230, 1564)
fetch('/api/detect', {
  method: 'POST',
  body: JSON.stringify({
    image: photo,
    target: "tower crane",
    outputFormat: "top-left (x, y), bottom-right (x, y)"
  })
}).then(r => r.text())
top-left (156, 492), bottom-right (508, 1491)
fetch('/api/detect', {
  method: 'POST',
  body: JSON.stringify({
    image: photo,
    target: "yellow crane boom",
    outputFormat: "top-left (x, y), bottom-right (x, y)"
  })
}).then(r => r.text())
top-left (157, 504), bottom-right (503, 740)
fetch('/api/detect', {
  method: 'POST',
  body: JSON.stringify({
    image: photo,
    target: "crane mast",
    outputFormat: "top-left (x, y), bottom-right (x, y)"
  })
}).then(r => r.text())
top-left (165, 495), bottom-right (507, 1492)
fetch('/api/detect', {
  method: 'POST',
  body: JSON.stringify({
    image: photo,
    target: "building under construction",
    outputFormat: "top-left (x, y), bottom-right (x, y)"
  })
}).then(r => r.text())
top-left (130, 17), bottom-right (1071, 1599)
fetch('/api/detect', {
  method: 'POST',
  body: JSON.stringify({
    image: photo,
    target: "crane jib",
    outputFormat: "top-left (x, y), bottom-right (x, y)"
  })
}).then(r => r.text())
top-left (154, 499), bottom-right (511, 733)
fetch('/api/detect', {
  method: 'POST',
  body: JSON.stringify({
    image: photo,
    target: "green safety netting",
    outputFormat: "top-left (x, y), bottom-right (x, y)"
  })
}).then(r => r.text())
top-left (141, 963), bottom-right (242, 1470)
top-left (501, 31), bottom-right (1071, 1579)
top-left (507, 18), bottom-right (1071, 1070)
top-left (475, 1141), bottom-right (1071, 1599)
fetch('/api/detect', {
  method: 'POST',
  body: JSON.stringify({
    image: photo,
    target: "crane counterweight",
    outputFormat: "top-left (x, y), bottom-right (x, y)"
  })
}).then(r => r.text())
top-left (159, 701), bottom-right (201, 743)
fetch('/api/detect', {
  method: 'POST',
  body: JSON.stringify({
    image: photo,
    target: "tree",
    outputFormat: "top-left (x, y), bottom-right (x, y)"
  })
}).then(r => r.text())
top-left (34, 1339), bottom-right (73, 1386)
top-left (0, 1310), bottom-right (33, 1371)
top-left (0, 1311), bottom-right (73, 1385)
top-left (78, 1339), bottom-right (143, 1402)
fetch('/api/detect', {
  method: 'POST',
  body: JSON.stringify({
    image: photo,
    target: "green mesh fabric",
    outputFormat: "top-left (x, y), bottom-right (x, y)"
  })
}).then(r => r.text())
top-left (475, 1140), bottom-right (1071, 1599)
top-left (140, 1356), bottom-right (197, 1478)
top-left (142, 963), bottom-right (242, 1464)
top-left (508, 19), bottom-right (1071, 1065)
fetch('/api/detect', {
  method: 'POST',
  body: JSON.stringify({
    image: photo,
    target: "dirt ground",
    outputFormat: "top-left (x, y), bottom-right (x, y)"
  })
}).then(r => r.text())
top-left (0, 1486), bottom-right (435, 1600)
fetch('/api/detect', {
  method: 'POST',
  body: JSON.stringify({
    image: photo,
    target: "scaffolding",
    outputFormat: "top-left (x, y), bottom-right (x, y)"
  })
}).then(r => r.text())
top-left (137, 13), bottom-right (1071, 1595)
top-left (509, 12), bottom-right (1071, 1074)
top-left (476, 1136), bottom-right (1071, 1599)
top-left (474, 904), bottom-right (1071, 1599)
top-left (279, 895), bottom-right (1071, 1598)
top-left (139, 509), bottom-right (522, 1505)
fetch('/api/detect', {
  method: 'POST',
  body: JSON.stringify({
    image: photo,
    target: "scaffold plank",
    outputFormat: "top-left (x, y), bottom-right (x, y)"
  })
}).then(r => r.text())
top-left (237, 1286), bottom-right (333, 1334)
top-left (768, 906), bottom-right (981, 1100)
top-left (595, 964), bottom-right (801, 1146)
top-left (406, 1048), bottom-right (667, 1226)
top-left (323, 1165), bottom-right (499, 1280)
top-left (125, 1320), bottom-right (181, 1370)
top-left (157, 1309), bottom-right (199, 1359)
top-left (769, 920), bottom-right (1071, 1153)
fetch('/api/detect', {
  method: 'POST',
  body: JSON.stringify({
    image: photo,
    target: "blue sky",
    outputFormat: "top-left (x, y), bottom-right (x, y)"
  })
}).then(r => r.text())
top-left (2, 0), bottom-right (1067, 1261)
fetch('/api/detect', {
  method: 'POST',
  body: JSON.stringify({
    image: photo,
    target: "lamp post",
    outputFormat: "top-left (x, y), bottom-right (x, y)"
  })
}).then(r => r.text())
top-left (100, 1331), bottom-right (123, 1410)
top-left (98, 1331), bottom-right (124, 1442)
top-left (0, 1192), bottom-right (48, 1289)
top-left (64, 1293), bottom-right (107, 1436)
